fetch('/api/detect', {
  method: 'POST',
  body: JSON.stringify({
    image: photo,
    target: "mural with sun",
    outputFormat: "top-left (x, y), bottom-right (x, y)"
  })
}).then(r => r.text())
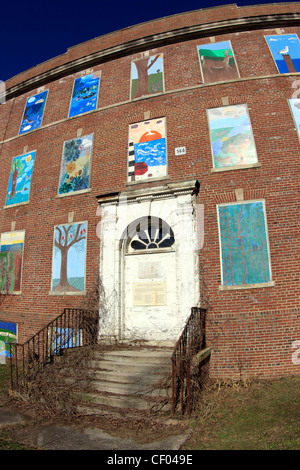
top-left (5, 151), bottom-right (36, 206)
top-left (127, 117), bottom-right (167, 182)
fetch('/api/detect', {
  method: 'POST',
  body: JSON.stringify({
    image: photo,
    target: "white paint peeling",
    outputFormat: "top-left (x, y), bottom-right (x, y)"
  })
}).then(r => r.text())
top-left (98, 184), bottom-right (200, 344)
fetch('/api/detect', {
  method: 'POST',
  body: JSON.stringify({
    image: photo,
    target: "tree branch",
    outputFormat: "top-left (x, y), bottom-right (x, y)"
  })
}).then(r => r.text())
top-left (147, 54), bottom-right (160, 71)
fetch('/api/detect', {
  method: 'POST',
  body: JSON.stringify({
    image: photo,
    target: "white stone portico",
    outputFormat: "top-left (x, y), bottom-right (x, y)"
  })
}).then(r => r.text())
top-left (96, 180), bottom-right (201, 345)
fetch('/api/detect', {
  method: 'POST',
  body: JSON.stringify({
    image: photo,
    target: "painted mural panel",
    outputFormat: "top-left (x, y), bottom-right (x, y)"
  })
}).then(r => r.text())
top-left (207, 104), bottom-right (258, 169)
top-left (198, 41), bottom-right (239, 84)
top-left (218, 201), bottom-right (271, 287)
top-left (0, 231), bottom-right (25, 293)
top-left (50, 327), bottom-right (82, 355)
top-left (0, 321), bottom-right (17, 363)
top-left (288, 99), bottom-right (300, 137)
top-left (131, 55), bottom-right (164, 99)
top-left (68, 73), bottom-right (100, 118)
top-left (265, 34), bottom-right (300, 73)
top-left (5, 151), bottom-right (36, 206)
top-left (127, 117), bottom-right (167, 182)
top-left (58, 135), bottom-right (93, 195)
top-left (19, 90), bottom-right (48, 135)
top-left (51, 222), bottom-right (87, 294)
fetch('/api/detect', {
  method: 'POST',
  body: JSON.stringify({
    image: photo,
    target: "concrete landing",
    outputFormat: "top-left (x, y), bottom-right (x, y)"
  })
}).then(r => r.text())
top-left (0, 405), bottom-right (191, 450)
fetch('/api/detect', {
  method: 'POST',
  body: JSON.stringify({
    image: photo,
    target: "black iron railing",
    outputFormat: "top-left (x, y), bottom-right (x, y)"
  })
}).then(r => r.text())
top-left (10, 308), bottom-right (99, 392)
top-left (172, 307), bottom-right (207, 416)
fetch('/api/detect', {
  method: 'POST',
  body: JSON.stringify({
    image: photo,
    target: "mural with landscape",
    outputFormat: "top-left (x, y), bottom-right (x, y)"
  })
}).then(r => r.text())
top-left (288, 98), bottom-right (300, 138)
top-left (69, 73), bottom-right (100, 117)
top-left (265, 34), bottom-right (300, 73)
top-left (218, 201), bottom-right (271, 287)
top-left (19, 90), bottom-right (48, 134)
top-left (131, 55), bottom-right (164, 99)
top-left (58, 135), bottom-right (93, 195)
top-left (207, 104), bottom-right (258, 169)
top-left (127, 117), bottom-right (167, 182)
top-left (0, 321), bottom-right (17, 363)
top-left (198, 41), bottom-right (239, 83)
top-left (51, 223), bottom-right (87, 294)
top-left (5, 151), bottom-right (36, 206)
top-left (0, 231), bottom-right (25, 293)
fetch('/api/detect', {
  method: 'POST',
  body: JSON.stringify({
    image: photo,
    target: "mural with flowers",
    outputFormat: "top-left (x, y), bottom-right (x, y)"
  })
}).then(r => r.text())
top-left (58, 134), bottom-right (93, 195)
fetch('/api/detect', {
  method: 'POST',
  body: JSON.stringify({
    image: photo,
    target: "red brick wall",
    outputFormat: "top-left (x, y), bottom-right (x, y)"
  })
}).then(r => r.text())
top-left (0, 3), bottom-right (299, 379)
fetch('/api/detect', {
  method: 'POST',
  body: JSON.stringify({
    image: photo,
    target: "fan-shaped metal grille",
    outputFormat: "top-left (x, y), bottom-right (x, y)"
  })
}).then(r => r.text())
top-left (129, 219), bottom-right (175, 251)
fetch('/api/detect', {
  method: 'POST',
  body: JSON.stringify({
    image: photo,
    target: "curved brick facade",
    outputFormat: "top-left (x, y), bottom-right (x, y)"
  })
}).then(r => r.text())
top-left (0, 3), bottom-right (299, 379)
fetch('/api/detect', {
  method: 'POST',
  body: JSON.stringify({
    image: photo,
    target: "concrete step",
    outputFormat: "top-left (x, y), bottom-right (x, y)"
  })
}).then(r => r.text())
top-left (58, 345), bottom-right (173, 415)
top-left (92, 369), bottom-right (171, 384)
top-left (88, 379), bottom-right (169, 397)
top-left (92, 350), bottom-right (172, 364)
top-left (65, 375), bottom-right (170, 397)
top-left (96, 347), bottom-right (173, 356)
top-left (86, 348), bottom-right (172, 376)
top-left (93, 361), bottom-right (170, 375)
top-left (80, 391), bottom-right (168, 411)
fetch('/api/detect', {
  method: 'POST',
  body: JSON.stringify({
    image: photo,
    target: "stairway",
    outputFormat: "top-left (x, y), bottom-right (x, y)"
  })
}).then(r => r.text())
top-left (60, 345), bottom-right (174, 417)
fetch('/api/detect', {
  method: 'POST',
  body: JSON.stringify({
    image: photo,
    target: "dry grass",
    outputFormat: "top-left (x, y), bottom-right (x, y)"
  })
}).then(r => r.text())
top-left (182, 375), bottom-right (300, 450)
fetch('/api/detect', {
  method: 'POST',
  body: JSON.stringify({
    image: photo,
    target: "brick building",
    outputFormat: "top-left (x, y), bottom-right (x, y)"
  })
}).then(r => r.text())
top-left (0, 2), bottom-right (299, 378)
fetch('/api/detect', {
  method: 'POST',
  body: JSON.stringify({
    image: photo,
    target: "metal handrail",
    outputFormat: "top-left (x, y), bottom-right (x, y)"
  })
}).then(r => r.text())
top-left (9, 308), bottom-right (99, 392)
top-left (172, 307), bottom-right (206, 416)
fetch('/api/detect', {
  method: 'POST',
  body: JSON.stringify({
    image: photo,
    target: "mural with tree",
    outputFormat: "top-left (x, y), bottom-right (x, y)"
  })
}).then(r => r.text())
top-left (6, 151), bottom-right (35, 206)
top-left (131, 55), bottom-right (164, 99)
top-left (218, 201), bottom-right (271, 286)
top-left (51, 223), bottom-right (87, 293)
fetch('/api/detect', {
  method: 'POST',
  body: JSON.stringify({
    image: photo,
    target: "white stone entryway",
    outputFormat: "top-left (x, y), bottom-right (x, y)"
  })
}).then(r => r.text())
top-left (97, 180), bottom-right (200, 345)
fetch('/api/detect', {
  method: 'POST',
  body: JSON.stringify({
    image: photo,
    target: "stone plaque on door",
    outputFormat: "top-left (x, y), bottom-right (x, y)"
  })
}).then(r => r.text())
top-left (132, 282), bottom-right (167, 306)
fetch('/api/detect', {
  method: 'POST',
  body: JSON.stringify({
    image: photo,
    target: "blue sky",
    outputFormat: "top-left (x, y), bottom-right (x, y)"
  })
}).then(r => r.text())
top-left (266, 34), bottom-right (300, 59)
top-left (1, 1), bottom-right (281, 83)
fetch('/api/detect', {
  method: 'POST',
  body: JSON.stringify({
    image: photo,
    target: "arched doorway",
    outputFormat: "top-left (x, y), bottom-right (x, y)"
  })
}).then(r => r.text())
top-left (97, 180), bottom-right (200, 345)
top-left (120, 216), bottom-right (177, 342)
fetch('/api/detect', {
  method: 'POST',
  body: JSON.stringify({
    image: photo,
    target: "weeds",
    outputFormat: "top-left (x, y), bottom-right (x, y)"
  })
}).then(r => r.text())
top-left (182, 376), bottom-right (300, 450)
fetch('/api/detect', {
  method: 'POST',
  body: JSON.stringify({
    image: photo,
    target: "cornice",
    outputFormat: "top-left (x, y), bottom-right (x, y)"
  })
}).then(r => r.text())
top-left (96, 179), bottom-right (200, 204)
top-left (5, 12), bottom-right (300, 101)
